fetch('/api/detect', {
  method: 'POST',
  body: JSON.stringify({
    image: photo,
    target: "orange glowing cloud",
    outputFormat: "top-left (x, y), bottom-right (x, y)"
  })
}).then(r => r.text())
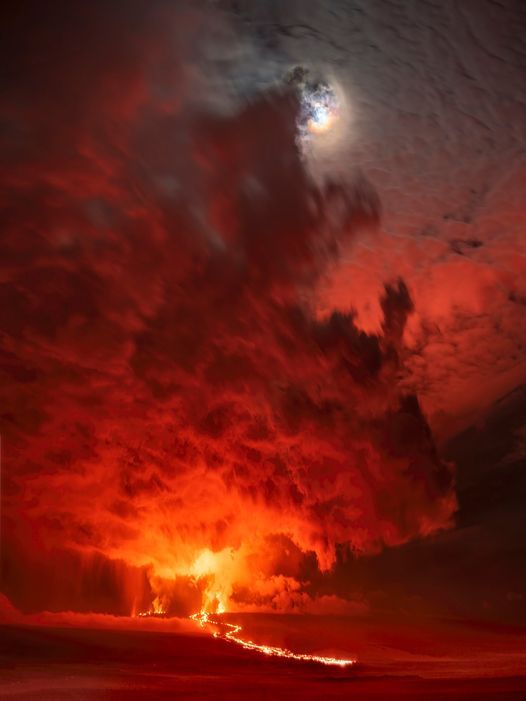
top-left (1, 2), bottom-right (455, 618)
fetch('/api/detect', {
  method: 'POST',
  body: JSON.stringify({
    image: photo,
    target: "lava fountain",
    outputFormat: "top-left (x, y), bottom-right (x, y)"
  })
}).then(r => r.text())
top-left (136, 548), bottom-right (356, 666)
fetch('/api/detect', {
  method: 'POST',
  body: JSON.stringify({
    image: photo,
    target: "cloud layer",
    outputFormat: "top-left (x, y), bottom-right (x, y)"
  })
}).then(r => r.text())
top-left (1, 1), bottom-right (457, 615)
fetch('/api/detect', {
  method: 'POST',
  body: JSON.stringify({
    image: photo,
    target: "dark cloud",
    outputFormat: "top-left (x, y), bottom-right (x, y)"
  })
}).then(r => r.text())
top-left (1, 0), bottom-right (457, 616)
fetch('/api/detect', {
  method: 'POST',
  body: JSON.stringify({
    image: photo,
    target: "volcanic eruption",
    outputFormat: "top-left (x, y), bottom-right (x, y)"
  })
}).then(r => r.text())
top-left (2, 1), bottom-right (526, 698)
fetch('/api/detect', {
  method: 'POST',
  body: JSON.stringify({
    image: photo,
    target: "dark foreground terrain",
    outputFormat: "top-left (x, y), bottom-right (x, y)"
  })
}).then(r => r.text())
top-left (1, 615), bottom-right (526, 700)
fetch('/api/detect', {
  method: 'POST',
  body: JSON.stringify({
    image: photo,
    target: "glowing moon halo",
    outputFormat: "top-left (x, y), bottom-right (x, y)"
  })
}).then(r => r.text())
top-left (307, 103), bottom-right (336, 134)
top-left (292, 69), bottom-right (341, 140)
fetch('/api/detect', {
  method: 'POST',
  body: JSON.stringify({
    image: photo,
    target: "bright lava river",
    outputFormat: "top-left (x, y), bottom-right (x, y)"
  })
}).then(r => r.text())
top-left (190, 610), bottom-right (356, 668)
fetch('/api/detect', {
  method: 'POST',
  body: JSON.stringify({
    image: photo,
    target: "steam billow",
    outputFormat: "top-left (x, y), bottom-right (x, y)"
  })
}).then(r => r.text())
top-left (1, 7), bottom-right (455, 621)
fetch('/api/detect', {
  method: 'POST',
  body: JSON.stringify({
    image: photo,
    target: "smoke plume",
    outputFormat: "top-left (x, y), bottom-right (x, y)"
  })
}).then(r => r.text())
top-left (1, 1), bottom-right (455, 616)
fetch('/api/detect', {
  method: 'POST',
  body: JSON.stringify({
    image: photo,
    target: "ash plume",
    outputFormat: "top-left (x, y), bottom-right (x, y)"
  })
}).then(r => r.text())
top-left (0, 1), bottom-right (455, 616)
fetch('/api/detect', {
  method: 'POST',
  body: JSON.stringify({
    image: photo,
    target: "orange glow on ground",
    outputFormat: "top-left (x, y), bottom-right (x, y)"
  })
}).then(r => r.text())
top-left (190, 610), bottom-right (356, 668)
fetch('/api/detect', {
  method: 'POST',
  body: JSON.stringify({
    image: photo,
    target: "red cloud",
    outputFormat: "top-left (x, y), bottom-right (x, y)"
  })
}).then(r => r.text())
top-left (1, 1), bottom-right (455, 616)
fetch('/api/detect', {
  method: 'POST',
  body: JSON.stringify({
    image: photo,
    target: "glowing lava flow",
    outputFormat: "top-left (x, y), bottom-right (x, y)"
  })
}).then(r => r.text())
top-left (191, 610), bottom-right (356, 668)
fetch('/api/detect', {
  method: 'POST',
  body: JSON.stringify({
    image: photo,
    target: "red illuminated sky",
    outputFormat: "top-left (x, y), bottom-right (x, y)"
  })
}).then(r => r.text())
top-left (1, 0), bottom-right (525, 624)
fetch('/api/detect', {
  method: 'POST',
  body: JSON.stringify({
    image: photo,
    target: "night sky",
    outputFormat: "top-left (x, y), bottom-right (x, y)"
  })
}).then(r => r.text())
top-left (1, 2), bottom-right (526, 695)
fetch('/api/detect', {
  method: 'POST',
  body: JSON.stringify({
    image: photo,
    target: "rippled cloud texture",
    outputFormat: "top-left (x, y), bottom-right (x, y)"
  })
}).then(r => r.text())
top-left (1, 1), bottom-right (456, 616)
